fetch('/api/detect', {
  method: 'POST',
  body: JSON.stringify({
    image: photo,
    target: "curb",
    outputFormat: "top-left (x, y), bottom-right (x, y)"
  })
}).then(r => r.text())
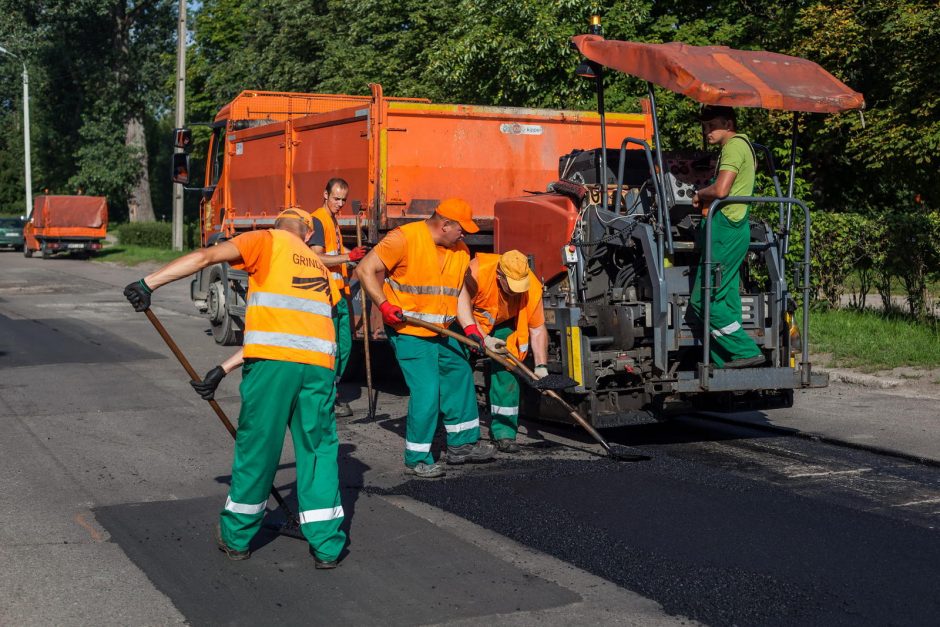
top-left (815, 367), bottom-right (904, 389)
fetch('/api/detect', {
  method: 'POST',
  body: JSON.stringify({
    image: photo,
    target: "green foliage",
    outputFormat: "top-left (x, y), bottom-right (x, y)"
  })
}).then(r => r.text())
top-left (116, 221), bottom-right (199, 248)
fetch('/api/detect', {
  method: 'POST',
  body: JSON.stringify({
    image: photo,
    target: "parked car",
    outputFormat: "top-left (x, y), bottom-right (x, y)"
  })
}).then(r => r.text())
top-left (0, 216), bottom-right (24, 251)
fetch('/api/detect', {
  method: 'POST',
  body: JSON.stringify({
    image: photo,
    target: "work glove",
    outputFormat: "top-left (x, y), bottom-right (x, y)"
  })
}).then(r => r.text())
top-left (379, 301), bottom-right (405, 325)
top-left (462, 324), bottom-right (486, 356)
top-left (347, 246), bottom-right (370, 262)
top-left (483, 335), bottom-right (508, 355)
top-left (534, 365), bottom-right (549, 379)
top-left (123, 279), bottom-right (152, 312)
top-left (190, 365), bottom-right (226, 401)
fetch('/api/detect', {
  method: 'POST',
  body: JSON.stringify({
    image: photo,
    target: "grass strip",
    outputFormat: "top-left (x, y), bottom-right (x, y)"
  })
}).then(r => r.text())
top-left (810, 308), bottom-right (940, 371)
top-left (94, 244), bottom-right (190, 266)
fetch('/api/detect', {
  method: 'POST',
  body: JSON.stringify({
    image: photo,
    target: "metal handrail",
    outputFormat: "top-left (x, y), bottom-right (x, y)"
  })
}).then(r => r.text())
top-left (702, 196), bottom-right (811, 385)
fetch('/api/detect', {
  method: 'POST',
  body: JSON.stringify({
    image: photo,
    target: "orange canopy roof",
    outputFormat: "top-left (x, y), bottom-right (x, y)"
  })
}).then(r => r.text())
top-left (571, 35), bottom-right (864, 114)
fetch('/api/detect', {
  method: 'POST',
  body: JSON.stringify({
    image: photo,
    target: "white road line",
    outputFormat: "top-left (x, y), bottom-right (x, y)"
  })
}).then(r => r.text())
top-left (890, 497), bottom-right (940, 508)
top-left (788, 468), bottom-right (873, 478)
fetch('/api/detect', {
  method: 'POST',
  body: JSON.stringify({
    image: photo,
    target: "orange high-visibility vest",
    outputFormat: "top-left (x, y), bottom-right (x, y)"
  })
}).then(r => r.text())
top-left (383, 221), bottom-right (470, 338)
top-left (311, 206), bottom-right (347, 302)
top-left (243, 229), bottom-right (336, 368)
top-left (470, 253), bottom-right (536, 359)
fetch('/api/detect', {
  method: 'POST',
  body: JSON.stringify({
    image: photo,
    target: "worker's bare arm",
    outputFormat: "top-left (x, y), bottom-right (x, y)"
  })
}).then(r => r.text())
top-left (529, 323), bottom-right (549, 366)
top-left (311, 245), bottom-right (351, 266)
top-left (143, 241), bottom-right (242, 290)
top-left (456, 286), bottom-right (475, 328)
top-left (693, 170), bottom-right (737, 210)
top-left (220, 348), bottom-right (245, 374)
top-left (356, 251), bottom-right (389, 304)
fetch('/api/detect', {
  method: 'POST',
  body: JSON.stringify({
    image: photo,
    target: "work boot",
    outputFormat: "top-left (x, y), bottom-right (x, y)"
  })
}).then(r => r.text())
top-left (407, 462), bottom-right (445, 479)
top-left (215, 524), bottom-right (249, 561)
top-left (310, 548), bottom-right (339, 569)
top-left (446, 441), bottom-right (497, 465)
top-left (334, 401), bottom-right (353, 418)
top-left (724, 354), bottom-right (767, 369)
top-left (494, 438), bottom-right (520, 454)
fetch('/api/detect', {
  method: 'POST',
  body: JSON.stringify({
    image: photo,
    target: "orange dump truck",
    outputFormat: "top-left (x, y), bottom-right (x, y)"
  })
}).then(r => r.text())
top-left (23, 195), bottom-right (108, 258)
top-left (176, 85), bottom-right (652, 344)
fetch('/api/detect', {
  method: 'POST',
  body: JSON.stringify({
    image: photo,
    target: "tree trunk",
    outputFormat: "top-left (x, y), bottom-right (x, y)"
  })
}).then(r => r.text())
top-left (125, 116), bottom-right (155, 222)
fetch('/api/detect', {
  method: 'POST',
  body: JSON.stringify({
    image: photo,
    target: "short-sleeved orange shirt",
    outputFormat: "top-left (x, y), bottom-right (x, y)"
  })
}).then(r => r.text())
top-left (231, 230), bottom-right (274, 282)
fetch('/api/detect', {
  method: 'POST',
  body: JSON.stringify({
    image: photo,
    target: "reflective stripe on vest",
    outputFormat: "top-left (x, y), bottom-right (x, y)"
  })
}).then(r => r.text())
top-left (241, 229), bottom-right (336, 368)
top-left (386, 277), bottom-right (461, 297)
top-left (244, 331), bottom-right (337, 356)
top-left (382, 221), bottom-right (470, 337)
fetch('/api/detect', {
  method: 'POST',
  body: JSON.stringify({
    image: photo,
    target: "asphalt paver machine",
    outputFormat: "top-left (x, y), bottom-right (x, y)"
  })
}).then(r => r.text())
top-left (495, 32), bottom-right (865, 428)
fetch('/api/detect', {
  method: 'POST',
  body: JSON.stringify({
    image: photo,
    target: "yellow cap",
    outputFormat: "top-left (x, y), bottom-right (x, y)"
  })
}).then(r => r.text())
top-left (276, 207), bottom-right (313, 231)
top-left (436, 197), bottom-right (479, 234)
top-left (498, 250), bottom-right (530, 293)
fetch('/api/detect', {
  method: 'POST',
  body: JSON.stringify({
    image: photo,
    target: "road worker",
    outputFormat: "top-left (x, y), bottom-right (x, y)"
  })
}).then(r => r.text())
top-left (123, 208), bottom-right (346, 568)
top-left (356, 198), bottom-right (496, 478)
top-left (456, 250), bottom-right (549, 453)
top-left (690, 105), bottom-right (766, 369)
top-left (310, 178), bottom-right (370, 417)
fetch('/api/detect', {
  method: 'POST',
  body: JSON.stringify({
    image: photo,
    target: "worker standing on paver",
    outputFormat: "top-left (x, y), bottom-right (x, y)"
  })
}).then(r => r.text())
top-left (310, 178), bottom-right (370, 417)
top-left (356, 198), bottom-right (496, 478)
top-left (123, 208), bottom-right (346, 568)
top-left (690, 105), bottom-right (766, 369)
top-left (456, 250), bottom-right (549, 453)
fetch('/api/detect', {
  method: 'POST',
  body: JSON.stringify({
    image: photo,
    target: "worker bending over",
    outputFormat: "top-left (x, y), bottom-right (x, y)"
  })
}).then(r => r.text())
top-left (310, 178), bottom-right (370, 417)
top-left (457, 250), bottom-right (548, 453)
top-left (690, 105), bottom-right (766, 369)
top-left (123, 208), bottom-right (346, 568)
top-left (357, 198), bottom-right (496, 479)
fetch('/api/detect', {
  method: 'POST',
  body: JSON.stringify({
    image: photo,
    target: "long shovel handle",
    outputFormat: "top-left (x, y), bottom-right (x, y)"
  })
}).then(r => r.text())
top-left (142, 308), bottom-right (299, 521)
top-left (355, 211), bottom-right (376, 419)
top-left (400, 315), bottom-right (618, 457)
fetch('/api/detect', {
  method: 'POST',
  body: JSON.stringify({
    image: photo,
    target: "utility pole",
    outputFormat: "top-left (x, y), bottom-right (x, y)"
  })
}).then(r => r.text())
top-left (172, 0), bottom-right (187, 251)
top-left (0, 46), bottom-right (32, 220)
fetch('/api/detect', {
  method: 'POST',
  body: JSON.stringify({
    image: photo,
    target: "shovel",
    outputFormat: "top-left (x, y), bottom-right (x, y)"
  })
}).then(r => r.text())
top-left (143, 309), bottom-right (305, 540)
top-left (402, 315), bottom-right (649, 462)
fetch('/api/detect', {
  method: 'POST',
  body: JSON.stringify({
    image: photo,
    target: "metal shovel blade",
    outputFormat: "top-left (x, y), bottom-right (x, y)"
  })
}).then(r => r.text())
top-left (263, 516), bottom-right (306, 540)
top-left (606, 443), bottom-right (651, 462)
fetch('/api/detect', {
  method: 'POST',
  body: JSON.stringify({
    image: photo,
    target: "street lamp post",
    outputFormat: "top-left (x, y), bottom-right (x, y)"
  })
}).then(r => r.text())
top-left (172, 0), bottom-right (186, 251)
top-left (0, 46), bottom-right (32, 220)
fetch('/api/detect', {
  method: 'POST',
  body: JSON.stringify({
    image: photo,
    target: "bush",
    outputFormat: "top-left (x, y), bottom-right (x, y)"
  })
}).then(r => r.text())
top-left (116, 221), bottom-right (200, 249)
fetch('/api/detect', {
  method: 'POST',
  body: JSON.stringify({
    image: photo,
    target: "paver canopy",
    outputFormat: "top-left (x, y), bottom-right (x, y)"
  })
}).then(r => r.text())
top-left (571, 35), bottom-right (865, 113)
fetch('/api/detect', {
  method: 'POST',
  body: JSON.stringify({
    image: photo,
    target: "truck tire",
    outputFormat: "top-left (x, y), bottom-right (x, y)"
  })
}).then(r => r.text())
top-left (206, 267), bottom-right (241, 346)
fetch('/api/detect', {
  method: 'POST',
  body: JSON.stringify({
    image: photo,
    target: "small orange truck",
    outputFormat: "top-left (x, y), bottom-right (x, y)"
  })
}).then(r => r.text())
top-left (23, 195), bottom-right (108, 258)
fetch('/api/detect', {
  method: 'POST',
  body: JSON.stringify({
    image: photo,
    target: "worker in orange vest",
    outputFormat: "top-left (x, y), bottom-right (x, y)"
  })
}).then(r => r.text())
top-left (457, 250), bottom-right (549, 452)
top-left (357, 198), bottom-right (496, 478)
top-left (310, 178), bottom-right (370, 417)
top-left (123, 208), bottom-right (346, 568)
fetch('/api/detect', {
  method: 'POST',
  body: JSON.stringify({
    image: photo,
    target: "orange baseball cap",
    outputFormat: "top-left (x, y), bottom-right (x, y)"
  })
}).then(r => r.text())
top-left (436, 197), bottom-right (479, 234)
top-left (498, 250), bottom-right (531, 293)
top-left (276, 207), bottom-right (313, 230)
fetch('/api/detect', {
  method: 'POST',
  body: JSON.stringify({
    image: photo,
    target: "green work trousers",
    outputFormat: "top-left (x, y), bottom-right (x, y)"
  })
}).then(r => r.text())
top-left (334, 297), bottom-right (352, 381)
top-left (689, 209), bottom-right (763, 367)
top-left (386, 326), bottom-right (480, 467)
top-left (219, 359), bottom-right (346, 562)
top-left (487, 323), bottom-right (520, 441)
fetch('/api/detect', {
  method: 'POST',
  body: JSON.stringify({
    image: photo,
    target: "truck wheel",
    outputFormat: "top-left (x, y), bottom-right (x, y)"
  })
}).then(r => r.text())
top-left (206, 270), bottom-right (241, 345)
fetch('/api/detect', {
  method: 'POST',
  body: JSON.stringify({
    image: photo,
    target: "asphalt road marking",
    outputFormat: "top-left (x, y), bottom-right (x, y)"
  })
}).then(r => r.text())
top-left (787, 468), bottom-right (873, 478)
top-left (73, 512), bottom-right (104, 542)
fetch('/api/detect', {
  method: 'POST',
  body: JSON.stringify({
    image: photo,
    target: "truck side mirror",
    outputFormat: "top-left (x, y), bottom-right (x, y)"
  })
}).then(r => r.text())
top-left (171, 152), bottom-right (191, 185)
top-left (173, 128), bottom-right (193, 152)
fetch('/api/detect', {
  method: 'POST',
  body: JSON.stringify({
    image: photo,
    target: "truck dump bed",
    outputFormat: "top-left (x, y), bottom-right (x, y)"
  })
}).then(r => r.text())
top-left (30, 195), bottom-right (108, 236)
top-left (203, 88), bottom-right (652, 245)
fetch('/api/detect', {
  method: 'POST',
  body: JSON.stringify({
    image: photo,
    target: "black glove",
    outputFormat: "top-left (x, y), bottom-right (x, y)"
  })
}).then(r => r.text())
top-left (123, 279), bottom-right (152, 312)
top-left (190, 365), bottom-right (226, 400)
